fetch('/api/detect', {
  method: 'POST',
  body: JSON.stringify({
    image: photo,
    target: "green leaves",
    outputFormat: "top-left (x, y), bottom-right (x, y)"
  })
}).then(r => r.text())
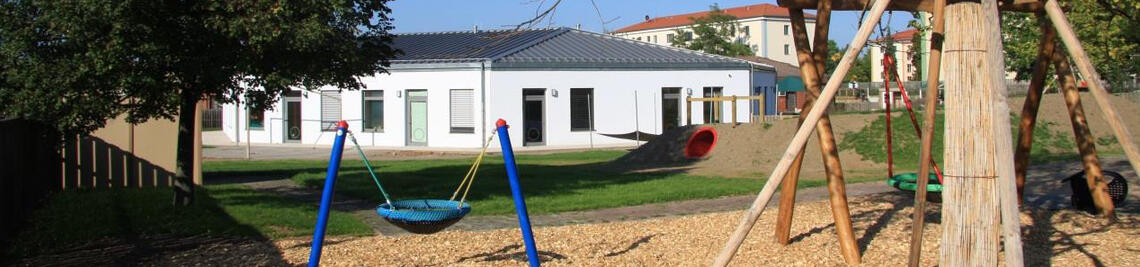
top-left (1001, 0), bottom-right (1138, 91)
top-left (668, 5), bottom-right (753, 57)
top-left (0, 0), bottom-right (398, 134)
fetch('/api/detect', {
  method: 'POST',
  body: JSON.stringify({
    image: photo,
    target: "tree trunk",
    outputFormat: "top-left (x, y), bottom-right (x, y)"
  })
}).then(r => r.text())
top-left (940, 0), bottom-right (1022, 265)
top-left (173, 92), bottom-right (198, 206)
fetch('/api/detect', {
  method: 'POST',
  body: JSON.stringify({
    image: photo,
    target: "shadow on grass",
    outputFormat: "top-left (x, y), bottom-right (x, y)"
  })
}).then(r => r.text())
top-left (5, 187), bottom-right (289, 266)
top-left (204, 155), bottom-right (757, 216)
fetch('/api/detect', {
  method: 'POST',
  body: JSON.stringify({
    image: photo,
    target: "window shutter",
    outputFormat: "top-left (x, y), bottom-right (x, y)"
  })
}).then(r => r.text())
top-left (450, 89), bottom-right (474, 133)
top-left (321, 90), bottom-right (342, 130)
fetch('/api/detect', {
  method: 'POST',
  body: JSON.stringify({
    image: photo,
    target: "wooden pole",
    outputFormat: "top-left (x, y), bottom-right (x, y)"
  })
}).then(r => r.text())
top-left (1044, 0), bottom-right (1140, 197)
top-left (731, 96), bottom-right (738, 125)
top-left (786, 3), bottom-right (860, 264)
top-left (1013, 14), bottom-right (1057, 204)
top-left (712, 0), bottom-right (891, 265)
top-left (940, 0), bottom-right (1023, 265)
top-left (906, 0), bottom-right (946, 265)
top-left (1052, 47), bottom-right (1116, 218)
top-left (686, 97), bottom-right (692, 125)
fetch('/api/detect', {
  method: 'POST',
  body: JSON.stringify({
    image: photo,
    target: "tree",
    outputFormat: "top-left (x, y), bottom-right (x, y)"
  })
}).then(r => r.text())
top-left (669, 5), bottom-right (752, 57)
top-left (846, 49), bottom-right (873, 83)
top-left (0, 1), bottom-right (398, 205)
top-left (1002, 0), bottom-right (1138, 90)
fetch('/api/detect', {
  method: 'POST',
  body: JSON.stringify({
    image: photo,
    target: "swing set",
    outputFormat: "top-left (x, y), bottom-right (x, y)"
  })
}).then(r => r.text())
top-left (306, 119), bottom-right (542, 267)
top-left (879, 52), bottom-right (945, 195)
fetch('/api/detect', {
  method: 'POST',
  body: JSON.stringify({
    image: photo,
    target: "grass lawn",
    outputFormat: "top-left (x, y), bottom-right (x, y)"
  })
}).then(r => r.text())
top-left (206, 150), bottom-right (885, 216)
top-left (7, 184), bottom-right (371, 258)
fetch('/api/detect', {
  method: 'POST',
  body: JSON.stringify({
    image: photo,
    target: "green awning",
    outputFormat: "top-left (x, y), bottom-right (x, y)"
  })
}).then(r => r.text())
top-left (777, 76), bottom-right (805, 92)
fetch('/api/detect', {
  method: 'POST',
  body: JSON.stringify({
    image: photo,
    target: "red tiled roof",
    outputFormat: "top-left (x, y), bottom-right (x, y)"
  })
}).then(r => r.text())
top-left (878, 28), bottom-right (919, 43)
top-left (613, 3), bottom-right (815, 33)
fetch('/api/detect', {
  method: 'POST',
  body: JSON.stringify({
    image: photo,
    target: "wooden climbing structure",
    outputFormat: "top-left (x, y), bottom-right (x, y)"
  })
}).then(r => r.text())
top-left (714, 0), bottom-right (1140, 266)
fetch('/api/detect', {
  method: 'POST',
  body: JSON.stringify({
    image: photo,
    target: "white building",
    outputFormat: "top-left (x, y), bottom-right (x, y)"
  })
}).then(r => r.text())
top-left (870, 29), bottom-right (921, 83)
top-left (221, 28), bottom-right (772, 149)
top-left (611, 3), bottom-right (816, 67)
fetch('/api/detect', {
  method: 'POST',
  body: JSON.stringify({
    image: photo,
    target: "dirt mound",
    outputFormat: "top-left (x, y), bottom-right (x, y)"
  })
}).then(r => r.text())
top-left (615, 113), bottom-right (886, 179)
top-left (1009, 92), bottom-right (1140, 153)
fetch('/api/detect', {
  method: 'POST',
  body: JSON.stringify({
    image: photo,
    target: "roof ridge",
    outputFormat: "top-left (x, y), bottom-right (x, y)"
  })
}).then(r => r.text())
top-left (494, 28), bottom-right (752, 66)
top-left (394, 27), bottom-right (560, 36)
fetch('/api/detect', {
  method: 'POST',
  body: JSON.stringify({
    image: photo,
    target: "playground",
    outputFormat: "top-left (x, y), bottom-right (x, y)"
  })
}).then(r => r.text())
top-left (7, 0), bottom-right (1140, 265)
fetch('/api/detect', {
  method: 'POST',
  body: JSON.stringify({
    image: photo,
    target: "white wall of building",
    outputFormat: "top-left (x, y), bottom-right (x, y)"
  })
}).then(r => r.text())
top-left (223, 69), bottom-right (488, 148)
top-left (223, 68), bottom-right (751, 149)
top-left (487, 69), bottom-right (751, 149)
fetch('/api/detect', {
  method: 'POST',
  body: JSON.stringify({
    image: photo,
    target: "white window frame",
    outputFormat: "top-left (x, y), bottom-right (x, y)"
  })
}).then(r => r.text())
top-left (362, 90), bottom-right (384, 132)
top-left (449, 89), bottom-right (475, 134)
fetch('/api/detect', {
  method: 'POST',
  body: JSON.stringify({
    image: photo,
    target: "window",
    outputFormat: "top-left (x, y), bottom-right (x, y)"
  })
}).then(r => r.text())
top-left (636, 37), bottom-right (642, 41)
top-left (784, 25), bottom-right (790, 35)
top-left (570, 88), bottom-right (594, 131)
top-left (450, 89), bottom-right (475, 133)
top-left (787, 92), bottom-right (798, 111)
top-left (667, 33), bottom-right (675, 42)
top-left (743, 26), bottom-right (750, 36)
top-left (653, 35), bottom-right (658, 43)
top-left (684, 31), bottom-right (693, 40)
top-left (784, 44), bottom-right (790, 55)
top-left (703, 87), bottom-right (723, 123)
top-left (320, 90), bottom-right (342, 131)
top-left (245, 91), bottom-right (265, 130)
top-left (363, 90), bottom-right (383, 132)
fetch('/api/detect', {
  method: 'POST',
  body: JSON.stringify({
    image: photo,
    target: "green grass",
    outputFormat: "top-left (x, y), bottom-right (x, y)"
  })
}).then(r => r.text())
top-left (7, 185), bottom-right (371, 257)
top-left (206, 150), bottom-right (880, 216)
top-left (839, 112), bottom-right (1080, 170)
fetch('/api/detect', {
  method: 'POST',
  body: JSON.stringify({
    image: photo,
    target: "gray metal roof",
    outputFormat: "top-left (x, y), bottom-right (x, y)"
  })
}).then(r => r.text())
top-left (390, 28), bottom-right (750, 70)
top-left (390, 29), bottom-right (559, 63)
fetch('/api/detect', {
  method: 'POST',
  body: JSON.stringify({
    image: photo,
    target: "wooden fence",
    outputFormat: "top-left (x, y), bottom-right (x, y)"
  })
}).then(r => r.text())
top-left (0, 119), bottom-right (62, 248)
top-left (686, 95), bottom-right (765, 125)
top-left (60, 135), bottom-right (175, 189)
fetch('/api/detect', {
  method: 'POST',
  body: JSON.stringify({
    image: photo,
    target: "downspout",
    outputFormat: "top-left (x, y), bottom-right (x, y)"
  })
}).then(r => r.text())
top-left (481, 61), bottom-right (487, 148)
top-left (749, 66), bottom-right (755, 121)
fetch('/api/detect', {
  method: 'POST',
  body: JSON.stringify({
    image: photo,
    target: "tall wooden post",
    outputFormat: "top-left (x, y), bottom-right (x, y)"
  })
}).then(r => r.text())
top-left (1044, 0), bottom-right (1140, 206)
top-left (712, 0), bottom-right (891, 265)
top-left (1052, 47), bottom-right (1115, 217)
top-left (940, 0), bottom-right (1023, 265)
top-left (777, 3), bottom-right (860, 265)
top-left (1013, 14), bottom-right (1057, 203)
top-left (907, 0), bottom-right (946, 265)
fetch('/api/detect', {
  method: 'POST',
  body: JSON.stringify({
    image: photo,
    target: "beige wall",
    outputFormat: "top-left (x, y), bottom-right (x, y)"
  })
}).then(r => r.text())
top-left (613, 17), bottom-right (815, 67)
top-left (64, 103), bottom-right (202, 189)
top-left (870, 41), bottom-right (919, 83)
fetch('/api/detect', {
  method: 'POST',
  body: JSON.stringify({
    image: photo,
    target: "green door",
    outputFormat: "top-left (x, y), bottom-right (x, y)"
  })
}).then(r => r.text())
top-left (406, 90), bottom-right (428, 146)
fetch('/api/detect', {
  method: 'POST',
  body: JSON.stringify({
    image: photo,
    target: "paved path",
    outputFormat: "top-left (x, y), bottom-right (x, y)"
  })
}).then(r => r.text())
top-left (214, 158), bottom-right (1139, 237)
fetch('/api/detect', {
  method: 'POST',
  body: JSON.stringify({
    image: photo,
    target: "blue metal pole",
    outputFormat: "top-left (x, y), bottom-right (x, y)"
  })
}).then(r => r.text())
top-left (308, 121), bottom-right (349, 267)
top-left (496, 119), bottom-right (541, 267)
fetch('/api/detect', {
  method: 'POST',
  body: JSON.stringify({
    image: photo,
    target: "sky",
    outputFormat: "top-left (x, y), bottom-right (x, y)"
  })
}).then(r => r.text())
top-left (387, 0), bottom-right (916, 48)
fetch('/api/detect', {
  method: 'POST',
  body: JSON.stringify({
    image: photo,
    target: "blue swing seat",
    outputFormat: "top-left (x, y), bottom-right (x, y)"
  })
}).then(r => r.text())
top-left (377, 199), bottom-right (471, 234)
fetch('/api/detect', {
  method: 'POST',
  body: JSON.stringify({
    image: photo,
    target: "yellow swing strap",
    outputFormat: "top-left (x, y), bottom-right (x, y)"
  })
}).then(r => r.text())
top-left (450, 131), bottom-right (497, 207)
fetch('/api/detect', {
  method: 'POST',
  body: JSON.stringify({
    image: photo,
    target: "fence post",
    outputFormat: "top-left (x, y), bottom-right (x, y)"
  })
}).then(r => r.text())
top-left (686, 98), bottom-right (692, 125)
top-left (731, 96), bottom-right (738, 125)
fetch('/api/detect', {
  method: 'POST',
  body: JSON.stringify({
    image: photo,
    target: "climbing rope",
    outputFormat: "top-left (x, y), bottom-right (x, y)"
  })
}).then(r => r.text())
top-left (345, 131), bottom-right (395, 209)
top-left (450, 131), bottom-right (498, 208)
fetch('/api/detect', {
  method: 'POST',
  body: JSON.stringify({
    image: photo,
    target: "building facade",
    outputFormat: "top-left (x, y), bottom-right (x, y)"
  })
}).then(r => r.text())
top-left (611, 3), bottom-right (816, 67)
top-left (221, 28), bottom-right (773, 149)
